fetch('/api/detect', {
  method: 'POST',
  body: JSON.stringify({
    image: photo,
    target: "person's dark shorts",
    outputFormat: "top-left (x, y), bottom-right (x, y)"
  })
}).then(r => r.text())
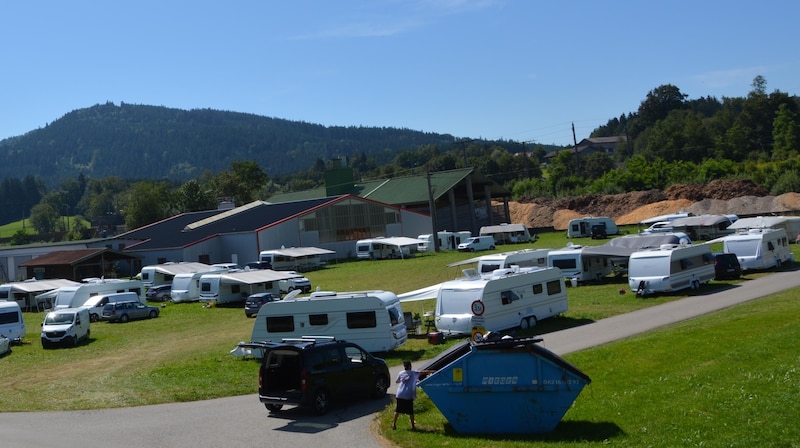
top-left (395, 398), bottom-right (414, 414)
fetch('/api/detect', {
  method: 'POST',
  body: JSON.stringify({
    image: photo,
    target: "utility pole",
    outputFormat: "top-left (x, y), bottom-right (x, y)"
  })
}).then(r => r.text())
top-left (426, 168), bottom-right (440, 252)
top-left (572, 122), bottom-right (580, 176)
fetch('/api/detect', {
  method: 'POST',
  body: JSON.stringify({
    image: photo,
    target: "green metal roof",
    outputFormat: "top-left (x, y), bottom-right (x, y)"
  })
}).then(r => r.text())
top-left (267, 168), bottom-right (510, 206)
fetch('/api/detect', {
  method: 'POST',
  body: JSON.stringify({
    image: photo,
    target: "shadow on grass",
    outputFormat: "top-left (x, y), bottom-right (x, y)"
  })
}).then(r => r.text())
top-left (439, 420), bottom-right (623, 442)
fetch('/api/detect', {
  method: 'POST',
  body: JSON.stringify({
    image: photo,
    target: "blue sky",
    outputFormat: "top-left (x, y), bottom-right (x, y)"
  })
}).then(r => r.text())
top-left (2, 1), bottom-right (798, 147)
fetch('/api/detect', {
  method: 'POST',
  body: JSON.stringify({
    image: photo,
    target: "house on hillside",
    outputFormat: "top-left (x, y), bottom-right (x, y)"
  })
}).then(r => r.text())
top-left (544, 136), bottom-right (627, 161)
top-left (268, 162), bottom-right (513, 236)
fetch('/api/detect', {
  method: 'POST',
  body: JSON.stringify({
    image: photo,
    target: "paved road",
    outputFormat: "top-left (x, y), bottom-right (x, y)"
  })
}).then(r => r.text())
top-left (2, 268), bottom-right (799, 448)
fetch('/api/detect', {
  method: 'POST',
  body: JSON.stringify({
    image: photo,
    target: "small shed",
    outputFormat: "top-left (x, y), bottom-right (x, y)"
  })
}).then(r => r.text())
top-left (19, 248), bottom-right (141, 281)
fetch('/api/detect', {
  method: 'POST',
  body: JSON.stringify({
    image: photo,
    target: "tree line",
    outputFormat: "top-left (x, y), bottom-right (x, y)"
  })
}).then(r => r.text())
top-left (2, 76), bottom-right (799, 244)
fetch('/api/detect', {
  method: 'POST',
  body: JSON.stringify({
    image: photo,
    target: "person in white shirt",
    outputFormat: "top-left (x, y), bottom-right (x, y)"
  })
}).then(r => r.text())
top-left (392, 361), bottom-right (433, 430)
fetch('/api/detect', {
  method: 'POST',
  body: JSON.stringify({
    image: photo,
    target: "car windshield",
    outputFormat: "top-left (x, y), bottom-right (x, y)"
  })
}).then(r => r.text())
top-left (45, 313), bottom-right (75, 324)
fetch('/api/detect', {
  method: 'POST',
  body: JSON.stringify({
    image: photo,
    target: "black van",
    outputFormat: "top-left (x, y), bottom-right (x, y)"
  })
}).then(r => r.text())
top-left (713, 252), bottom-right (742, 280)
top-left (257, 337), bottom-right (389, 415)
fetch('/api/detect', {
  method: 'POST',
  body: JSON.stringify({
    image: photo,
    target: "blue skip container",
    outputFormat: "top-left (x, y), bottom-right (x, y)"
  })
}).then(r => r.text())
top-left (419, 335), bottom-right (591, 434)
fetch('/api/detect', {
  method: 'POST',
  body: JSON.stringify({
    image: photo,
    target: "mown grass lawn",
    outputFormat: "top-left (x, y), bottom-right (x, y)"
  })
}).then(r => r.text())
top-left (377, 290), bottom-right (800, 447)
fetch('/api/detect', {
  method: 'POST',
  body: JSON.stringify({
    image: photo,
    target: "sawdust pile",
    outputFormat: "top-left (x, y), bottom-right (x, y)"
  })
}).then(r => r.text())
top-left (506, 179), bottom-right (800, 230)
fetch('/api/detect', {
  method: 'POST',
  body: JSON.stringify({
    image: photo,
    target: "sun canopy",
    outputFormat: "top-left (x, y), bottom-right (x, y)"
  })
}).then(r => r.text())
top-left (260, 247), bottom-right (335, 257)
top-left (3, 279), bottom-right (80, 293)
top-left (581, 234), bottom-right (692, 258)
top-left (149, 262), bottom-right (213, 275)
top-left (216, 270), bottom-right (303, 285)
top-left (670, 215), bottom-right (732, 227)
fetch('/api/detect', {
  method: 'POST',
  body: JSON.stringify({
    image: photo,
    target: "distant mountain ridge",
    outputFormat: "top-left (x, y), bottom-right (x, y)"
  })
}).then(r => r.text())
top-left (0, 102), bottom-right (464, 186)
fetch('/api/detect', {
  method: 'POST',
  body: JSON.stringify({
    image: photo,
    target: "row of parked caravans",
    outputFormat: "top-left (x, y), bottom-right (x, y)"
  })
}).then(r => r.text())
top-left (239, 263), bottom-right (570, 355)
top-left (451, 227), bottom-right (793, 296)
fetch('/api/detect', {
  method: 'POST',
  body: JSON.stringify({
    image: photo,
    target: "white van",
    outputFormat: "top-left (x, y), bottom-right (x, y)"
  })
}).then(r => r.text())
top-left (457, 236), bottom-right (496, 252)
top-left (434, 266), bottom-right (568, 337)
top-left (0, 301), bottom-right (26, 343)
top-left (41, 307), bottom-right (91, 348)
top-left (628, 244), bottom-right (715, 296)
top-left (248, 290), bottom-right (407, 355)
top-left (721, 228), bottom-right (792, 271)
top-left (79, 292), bottom-right (141, 322)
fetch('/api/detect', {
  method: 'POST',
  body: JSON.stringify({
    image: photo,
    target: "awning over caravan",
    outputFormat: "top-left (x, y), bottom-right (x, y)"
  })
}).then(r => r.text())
top-left (150, 262), bottom-right (213, 275)
top-left (728, 216), bottom-right (792, 229)
top-left (217, 270), bottom-right (303, 285)
top-left (398, 283), bottom-right (443, 302)
top-left (670, 215), bottom-right (731, 227)
top-left (263, 247), bottom-right (335, 257)
top-left (480, 224), bottom-right (526, 234)
top-left (581, 234), bottom-right (692, 258)
top-left (6, 279), bottom-right (80, 293)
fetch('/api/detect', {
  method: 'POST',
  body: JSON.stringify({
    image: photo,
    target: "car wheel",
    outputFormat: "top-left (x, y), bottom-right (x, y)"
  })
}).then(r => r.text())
top-left (71, 336), bottom-right (78, 347)
top-left (148, 310), bottom-right (158, 319)
top-left (312, 388), bottom-right (330, 415)
top-left (90, 313), bottom-right (99, 323)
top-left (120, 314), bottom-right (129, 323)
top-left (265, 404), bottom-right (283, 412)
top-left (373, 375), bottom-right (389, 399)
top-left (163, 294), bottom-right (171, 302)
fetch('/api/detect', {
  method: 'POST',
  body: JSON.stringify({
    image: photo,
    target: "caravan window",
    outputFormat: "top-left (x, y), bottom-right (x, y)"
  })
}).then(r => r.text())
top-left (500, 290), bottom-right (519, 305)
top-left (231, 285), bottom-right (241, 294)
top-left (552, 258), bottom-right (577, 270)
top-left (532, 283), bottom-right (543, 295)
top-left (0, 310), bottom-right (20, 324)
top-left (309, 314), bottom-right (328, 326)
top-left (546, 280), bottom-right (562, 295)
top-left (387, 306), bottom-right (400, 325)
top-left (201, 282), bottom-right (211, 292)
top-left (266, 316), bottom-right (295, 333)
top-left (480, 263), bottom-right (501, 273)
top-left (346, 311), bottom-right (377, 329)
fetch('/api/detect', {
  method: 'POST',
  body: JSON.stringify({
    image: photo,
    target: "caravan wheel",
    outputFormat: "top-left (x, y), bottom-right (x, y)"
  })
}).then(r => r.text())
top-left (519, 317), bottom-right (529, 330)
top-left (776, 259), bottom-right (783, 269)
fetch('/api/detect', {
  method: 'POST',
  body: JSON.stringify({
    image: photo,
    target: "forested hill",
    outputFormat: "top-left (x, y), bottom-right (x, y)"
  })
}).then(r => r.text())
top-left (0, 102), bottom-right (464, 186)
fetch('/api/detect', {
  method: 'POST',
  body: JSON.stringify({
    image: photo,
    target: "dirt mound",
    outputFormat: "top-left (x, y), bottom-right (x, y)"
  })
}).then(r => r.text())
top-left (511, 180), bottom-right (799, 230)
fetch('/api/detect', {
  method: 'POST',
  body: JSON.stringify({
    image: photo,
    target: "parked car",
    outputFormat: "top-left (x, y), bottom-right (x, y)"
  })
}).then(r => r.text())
top-left (101, 301), bottom-right (160, 323)
top-left (257, 337), bottom-right (390, 415)
top-left (713, 252), bottom-right (742, 280)
top-left (244, 292), bottom-right (279, 317)
top-left (146, 284), bottom-right (172, 302)
top-left (244, 261), bottom-right (273, 270)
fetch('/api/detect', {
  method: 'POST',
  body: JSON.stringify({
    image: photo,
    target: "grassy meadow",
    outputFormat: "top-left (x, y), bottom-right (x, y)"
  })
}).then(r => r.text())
top-left (2, 228), bottom-right (800, 446)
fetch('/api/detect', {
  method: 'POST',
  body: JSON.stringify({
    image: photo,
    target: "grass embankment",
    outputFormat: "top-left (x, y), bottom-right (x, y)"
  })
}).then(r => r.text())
top-left (2, 229), bottom-right (799, 446)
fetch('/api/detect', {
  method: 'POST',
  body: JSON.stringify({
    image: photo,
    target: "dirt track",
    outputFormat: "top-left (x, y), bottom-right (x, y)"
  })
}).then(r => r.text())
top-left (508, 179), bottom-right (800, 230)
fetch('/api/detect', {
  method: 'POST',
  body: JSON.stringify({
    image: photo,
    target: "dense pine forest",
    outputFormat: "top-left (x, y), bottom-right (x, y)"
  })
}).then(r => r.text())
top-left (0, 76), bottom-right (798, 243)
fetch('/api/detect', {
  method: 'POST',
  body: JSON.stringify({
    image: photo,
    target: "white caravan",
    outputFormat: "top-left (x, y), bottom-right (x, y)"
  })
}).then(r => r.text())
top-left (546, 245), bottom-right (615, 283)
top-left (199, 269), bottom-right (304, 304)
top-left (170, 266), bottom-right (232, 303)
top-left (139, 262), bottom-right (212, 289)
top-left (52, 279), bottom-right (145, 310)
top-left (0, 278), bottom-right (80, 311)
top-left (258, 247), bottom-right (335, 271)
top-left (0, 301), bottom-right (26, 343)
top-left (567, 217), bottom-right (619, 238)
top-left (417, 231), bottom-right (472, 251)
top-left (720, 228), bottom-right (793, 271)
top-left (479, 223), bottom-right (532, 244)
top-left (628, 244), bottom-right (715, 296)
top-left (355, 237), bottom-right (424, 259)
top-left (434, 266), bottom-right (568, 337)
top-left (249, 290), bottom-right (408, 355)
top-left (448, 248), bottom-right (551, 275)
